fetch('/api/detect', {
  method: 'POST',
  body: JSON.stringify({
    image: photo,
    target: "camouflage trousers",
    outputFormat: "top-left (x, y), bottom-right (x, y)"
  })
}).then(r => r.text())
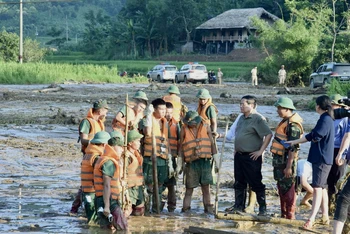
top-left (272, 155), bottom-right (296, 195)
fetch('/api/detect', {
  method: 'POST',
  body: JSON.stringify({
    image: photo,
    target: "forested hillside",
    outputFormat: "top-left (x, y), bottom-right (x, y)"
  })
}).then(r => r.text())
top-left (0, 0), bottom-right (290, 42)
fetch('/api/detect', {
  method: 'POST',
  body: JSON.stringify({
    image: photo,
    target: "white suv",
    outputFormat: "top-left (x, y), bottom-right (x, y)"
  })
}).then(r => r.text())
top-left (146, 64), bottom-right (177, 82)
top-left (175, 63), bottom-right (208, 84)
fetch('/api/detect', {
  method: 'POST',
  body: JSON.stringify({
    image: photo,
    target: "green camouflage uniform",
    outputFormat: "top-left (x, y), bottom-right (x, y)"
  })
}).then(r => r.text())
top-left (272, 122), bottom-right (302, 219)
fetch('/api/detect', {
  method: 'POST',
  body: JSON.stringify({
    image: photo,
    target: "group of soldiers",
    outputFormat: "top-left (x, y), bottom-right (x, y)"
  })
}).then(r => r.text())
top-left (68, 84), bottom-right (350, 232)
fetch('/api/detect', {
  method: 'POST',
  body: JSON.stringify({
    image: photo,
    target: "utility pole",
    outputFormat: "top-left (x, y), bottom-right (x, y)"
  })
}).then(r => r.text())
top-left (19, 0), bottom-right (23, 64)
top-left (66, 15), bottom-right (68, 42)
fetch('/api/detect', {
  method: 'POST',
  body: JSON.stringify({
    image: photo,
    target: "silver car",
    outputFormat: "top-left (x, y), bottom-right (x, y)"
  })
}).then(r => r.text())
top-left (146, 64), bottom-right (177, 82)
top-left (175, 63), bottom-right (208, 84)
top-left (310, 62), bottom-right (350, 88)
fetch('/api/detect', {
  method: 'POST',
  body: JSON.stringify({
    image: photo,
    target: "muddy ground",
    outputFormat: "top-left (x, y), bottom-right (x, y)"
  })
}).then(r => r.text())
top-left (0, 82), bottom-right (331, 233)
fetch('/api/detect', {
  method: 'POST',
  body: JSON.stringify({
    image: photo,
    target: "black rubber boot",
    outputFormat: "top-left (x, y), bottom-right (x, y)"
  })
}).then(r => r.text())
top-left (256, 190), bottom-right (267, 216)
top-left (225, 189), bottom-right (246, 213)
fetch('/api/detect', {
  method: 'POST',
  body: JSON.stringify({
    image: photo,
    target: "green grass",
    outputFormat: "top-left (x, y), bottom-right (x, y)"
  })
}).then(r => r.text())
top-left (0, 62), bottom-right (147, 84)
top-left (45, 53), bottom-right (257, 81)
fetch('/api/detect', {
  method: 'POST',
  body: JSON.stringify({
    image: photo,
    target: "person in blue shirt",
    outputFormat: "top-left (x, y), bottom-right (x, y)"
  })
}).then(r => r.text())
top-left (287, 95), bottom-right (335, 230)
top-left (327, 94), bottom-right (349, 215)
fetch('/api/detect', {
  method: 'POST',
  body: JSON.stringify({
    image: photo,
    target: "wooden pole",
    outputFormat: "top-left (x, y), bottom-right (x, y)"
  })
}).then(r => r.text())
top-left (152, 116), bottom-right (160, 214)
top-left (215, 118), bottom-right (229, 215)
top-left (216, 212), bottom-right (306, 226)
top-left (121, 94), bottom-right (129, 211)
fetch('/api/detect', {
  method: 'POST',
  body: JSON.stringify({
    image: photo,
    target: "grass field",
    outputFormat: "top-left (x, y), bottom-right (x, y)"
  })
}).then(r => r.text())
top-left (45, 52), bottom-right (257, 81)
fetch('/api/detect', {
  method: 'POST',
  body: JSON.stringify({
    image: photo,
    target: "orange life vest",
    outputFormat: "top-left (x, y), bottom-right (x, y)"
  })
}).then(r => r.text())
top-left (143, 116), bottom-right (169, 159)
top-left (80, 144), bottom-right (104, 193)
top-left (163, 94), bottom-right (182, 121)
top-left (197, 99), bottom-right (218, 125)
top-left (112, 104), bottom-right (142, 135)
top-left (168, 117), bottom-right (179, 156)
top-left (270, 113), bottom-right (304, 156)
top-left (182, 122), bottom-right (212, 163)
top-left (125, 149), bottom-right (144, 188)
top-left (94, 156), bottom-right (122, 201)
top-left (79, 108), bottom-right (105, 153)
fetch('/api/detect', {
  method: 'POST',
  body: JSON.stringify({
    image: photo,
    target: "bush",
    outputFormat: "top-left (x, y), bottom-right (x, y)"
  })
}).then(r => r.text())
top-left (327, 79), bottom-right (350, 96)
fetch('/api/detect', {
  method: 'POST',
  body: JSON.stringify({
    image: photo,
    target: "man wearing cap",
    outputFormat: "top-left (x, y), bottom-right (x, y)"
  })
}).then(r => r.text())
top-left (164, 102), bottom-right (181, 212)
top-left (94, 131), bottom-right (128, 230)
top-left (177, 111), bottom-right (217, 214)
top-left (112, 91), bottom-right (148, 134)
top-left (227, 95), bottom-right (272, 216)
top-left (163, 85), bottom-right (183, 122)
top-left (270, 97), bottom-right (303, 219)
top-left (278, 65), bottom-right (286, 85)
top-left (70, 99), bottom-right (109, 216)
top-left (80, 131), bottom-right (111, 224)
top-left (142, 98), bottom-right (173, 213)
top-left (124, 130), bottom-right (145, 216)
top-left (328, 94), bottom-right (349, 215)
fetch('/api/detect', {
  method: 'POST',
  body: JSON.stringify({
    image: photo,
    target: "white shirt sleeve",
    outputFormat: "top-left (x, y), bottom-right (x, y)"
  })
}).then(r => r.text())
top-left (226, 113), bottom-right (242, 141)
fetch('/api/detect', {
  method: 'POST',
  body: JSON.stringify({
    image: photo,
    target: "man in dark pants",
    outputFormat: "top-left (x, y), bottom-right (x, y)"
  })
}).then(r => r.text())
top-left (226, 95), bottom-right (272, 215)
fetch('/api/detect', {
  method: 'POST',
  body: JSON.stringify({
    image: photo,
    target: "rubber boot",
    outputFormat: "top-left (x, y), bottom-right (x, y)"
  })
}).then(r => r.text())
top-left (244, 188), bottom-right (256, 214)
top-left (277, 184), bottom-right (287, 218)
top-left (167, 185), bottom-right (176, 212)
top-left (285, 184), bottom-right (296, 220)
top-left (111, 206), bottom-right (128, 230)
top-left (256, 190), bottom-right (267, 216)
top-left (225, 189), bottom-right (246, 213)
top-left (69, 187), bottom-right (82, 215)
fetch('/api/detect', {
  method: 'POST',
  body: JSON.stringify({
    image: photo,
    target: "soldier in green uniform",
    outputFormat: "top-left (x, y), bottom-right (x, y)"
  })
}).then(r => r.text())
top-left (270, 97), bottom-right (303, 219)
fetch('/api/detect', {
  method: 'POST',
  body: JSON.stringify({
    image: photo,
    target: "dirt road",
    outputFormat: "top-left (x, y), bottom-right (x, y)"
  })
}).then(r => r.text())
top-left (0, 82), bottom-right (330, 233)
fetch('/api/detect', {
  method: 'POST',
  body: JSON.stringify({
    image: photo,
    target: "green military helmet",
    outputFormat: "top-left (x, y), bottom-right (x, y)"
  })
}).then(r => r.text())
top-left (109, 130), bottom-right (125, 146)
top-left (196, 88), bottom-right (211, 99)
top-left (167, 85), bottom-right (180, 95)
top-left (330, 94), bottom-right (346, 107)
top-left (133, 90), bottom-right (148, 101)
top-left (274, 97), bottom-right (296, 110)
top-left (183, 110), bottom-right (202, 125)
top-left (93, 99), bottom-right (109, 110)
top-left (90, 131), bottom-right (110, 144)
top-left (127, 130), bottom-right (144, 143)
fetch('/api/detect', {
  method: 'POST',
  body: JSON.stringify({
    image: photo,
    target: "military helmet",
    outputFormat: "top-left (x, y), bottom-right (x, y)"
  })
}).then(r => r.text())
top-left (90, 131), bottom-right (110, 144)
top-left (196, 88), bottom-right (211, 99)
top-left (133, 90), bottom-right (148, 101)
top-left (167, 85), bottom-right (180, 95)
top-left (109, 131), bottom-right (124, 146)
top-left (127, 130), bottom-right (144, 143)
top-left (182, 110), bottom-right (202, 125)
top-left (93, 99), bottom-right (109, 110)
top-left (274, 97), bottom-right (296, 110)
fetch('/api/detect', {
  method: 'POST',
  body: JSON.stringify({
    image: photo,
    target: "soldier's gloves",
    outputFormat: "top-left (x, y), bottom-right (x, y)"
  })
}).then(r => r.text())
top-left (144, 104), bottom-right (154, 127)
top-left (213, 154), bottom-right (221, 172)
top-left (168, 154), bottom-right (175, 179)
top-left (176, 156), bottom-right (184, 175)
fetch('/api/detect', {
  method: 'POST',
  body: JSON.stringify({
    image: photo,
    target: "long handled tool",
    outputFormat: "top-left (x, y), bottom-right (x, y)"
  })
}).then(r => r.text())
top-left (215, 118), bottom-right (229, 216)
top-left (121, 94), bottom-right (129, 211)
top-left (152, 121), bottom-right (160, 214)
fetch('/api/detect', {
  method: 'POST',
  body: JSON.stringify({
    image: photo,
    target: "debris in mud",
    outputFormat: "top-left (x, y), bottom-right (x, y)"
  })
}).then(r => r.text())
top-left (51, 108), bottom-right (80, 124)
top-left (277, 86), bottom-right (326, 95)
top-left (36, 84), bottom-right (63, 93)
top-left (18, 224), bottom-right (42, 231)
top-left (147, 83), bottom-right (160, 91)
top-left (220, 92), bottom-right (231, 98)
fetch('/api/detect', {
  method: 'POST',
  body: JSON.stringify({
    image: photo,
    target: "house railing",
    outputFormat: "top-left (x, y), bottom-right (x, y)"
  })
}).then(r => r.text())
top-left (202, 35), bottom-right (248, 43)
